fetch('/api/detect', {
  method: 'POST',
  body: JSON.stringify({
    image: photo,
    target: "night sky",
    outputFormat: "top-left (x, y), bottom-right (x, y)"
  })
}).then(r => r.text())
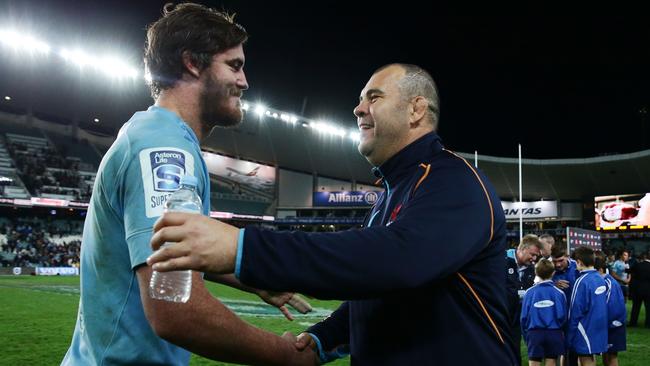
top-left (1, 1), bottom-right (649, 159)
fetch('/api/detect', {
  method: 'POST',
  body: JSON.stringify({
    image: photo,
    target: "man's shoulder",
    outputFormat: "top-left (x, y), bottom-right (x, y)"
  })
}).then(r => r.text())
top-left (613, 260), bottom-right (624, 268)
top-left (125, 111), bottom-right (190, 145)
top-left (118, 118), bottom-right (199, 165)
top-left (430, 150), bottom-right (488, 182)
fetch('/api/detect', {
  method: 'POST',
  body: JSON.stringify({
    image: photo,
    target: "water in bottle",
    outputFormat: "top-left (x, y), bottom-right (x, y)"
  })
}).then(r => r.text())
top-left (149, 175), bottom-right (202, 303)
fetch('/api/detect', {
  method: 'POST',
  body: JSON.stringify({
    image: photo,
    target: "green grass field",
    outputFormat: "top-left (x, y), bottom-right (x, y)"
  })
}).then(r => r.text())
top-left (1, 275), bottom-right (648, 365)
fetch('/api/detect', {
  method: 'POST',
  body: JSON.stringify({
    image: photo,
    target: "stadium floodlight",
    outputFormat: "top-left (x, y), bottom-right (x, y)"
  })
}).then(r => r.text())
top-left (349, 131), bottom-right (361, 142)
top-left (0, 30), bottom-right (50, 54)
top-left (280, 113), bottom-right (298, 124)
top-left (97, 57), bottom-right (138, 79)
top-left (311, 121), bottom-right (346, 137)
top-left (272, 112), bottom-right (279, 119)
top-left (60, 49), bottom-right (93, 67)
top-left (60, 49), bottom-right (138, 79)
top-left (254, 104), bottom-right (266, 117)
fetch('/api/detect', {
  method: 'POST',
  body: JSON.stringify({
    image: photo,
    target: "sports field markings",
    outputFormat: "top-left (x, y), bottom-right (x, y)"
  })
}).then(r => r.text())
top-left (221, 299), bottom-right (332, 318)
top-left (0, 282), bottom-right (332, 318)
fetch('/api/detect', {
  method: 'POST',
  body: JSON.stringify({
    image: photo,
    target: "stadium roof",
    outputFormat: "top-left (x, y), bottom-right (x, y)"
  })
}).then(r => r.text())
top-left (206, 110), bottom-right (650, 202)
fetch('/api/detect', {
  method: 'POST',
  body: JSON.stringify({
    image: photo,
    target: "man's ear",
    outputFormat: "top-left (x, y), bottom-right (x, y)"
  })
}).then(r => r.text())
top-left (182, 51), bottom-right (201, 79)
top-left (409, 96), bottom-right (428, 125)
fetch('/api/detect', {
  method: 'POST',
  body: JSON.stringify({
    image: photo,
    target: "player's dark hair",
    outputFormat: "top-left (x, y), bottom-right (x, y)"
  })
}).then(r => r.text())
top-left (594, 251), bottom-right (607, 272)
top-left (551, 244), bottom-right (567, 259)
top-left (145, 2), bottom-right (248, 98)
top-left (574, 246), bottom-right (595, 267)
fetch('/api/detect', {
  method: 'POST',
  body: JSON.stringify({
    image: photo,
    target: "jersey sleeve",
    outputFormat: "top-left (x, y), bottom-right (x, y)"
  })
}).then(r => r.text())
top-left (120, 136), bottom-right (204, 269)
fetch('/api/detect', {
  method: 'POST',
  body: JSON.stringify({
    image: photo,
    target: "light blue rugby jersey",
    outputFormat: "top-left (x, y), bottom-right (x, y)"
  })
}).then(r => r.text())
top-left (62, 106), bottom-right (210, 366)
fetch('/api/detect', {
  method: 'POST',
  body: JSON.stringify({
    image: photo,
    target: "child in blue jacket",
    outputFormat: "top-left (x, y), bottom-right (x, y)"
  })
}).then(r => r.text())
top-left (521, 258), bottom-right (567, 366)
top-left (568, 246), bottom-right (608, 366)
top-left (595, 253), bottom-right (627, 366)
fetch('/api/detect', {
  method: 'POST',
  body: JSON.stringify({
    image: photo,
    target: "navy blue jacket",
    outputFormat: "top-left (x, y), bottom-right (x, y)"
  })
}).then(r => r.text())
top-left (505, 254), bottom-right (536, 326)
top-left (237, 132), bottom-right (516, 365)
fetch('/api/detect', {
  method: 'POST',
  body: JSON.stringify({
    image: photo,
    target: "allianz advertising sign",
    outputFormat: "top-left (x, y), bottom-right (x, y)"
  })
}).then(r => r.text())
top-left (313, 191), bottom-right (381, 207)
top-left (501, 200), bottom-right (558, 220)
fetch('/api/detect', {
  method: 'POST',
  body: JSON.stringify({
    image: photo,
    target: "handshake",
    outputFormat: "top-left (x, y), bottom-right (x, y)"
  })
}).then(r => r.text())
top-left (146, 212), bottom-right (347, 364)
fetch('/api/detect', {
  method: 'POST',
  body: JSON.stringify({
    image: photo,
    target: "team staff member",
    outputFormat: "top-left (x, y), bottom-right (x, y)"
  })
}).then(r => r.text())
top-left (148, 63), bottom-right (516, 365)
top-left (506, 234), bottom-right (543, 365)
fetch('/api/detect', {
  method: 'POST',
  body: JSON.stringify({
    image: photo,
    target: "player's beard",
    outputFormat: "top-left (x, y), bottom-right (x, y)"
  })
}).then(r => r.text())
top-left (199, 73), bottom-right (243, 136)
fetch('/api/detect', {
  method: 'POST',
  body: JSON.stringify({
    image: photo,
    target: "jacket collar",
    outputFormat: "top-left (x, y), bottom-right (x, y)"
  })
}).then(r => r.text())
top-left (371, 132), bottom-right (443, 185)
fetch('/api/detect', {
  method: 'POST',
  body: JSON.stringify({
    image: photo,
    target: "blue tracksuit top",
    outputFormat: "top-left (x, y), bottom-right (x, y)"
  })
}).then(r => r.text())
top-left (236, 132), bottom-right (516, 365)
top-left (603, 273), bottom-right (627, 329)
top-left (568, 269), bottom-right (608, 354)
top-left (552, 258), bottom-right (580, 299)
top-left (520, 280), bottom-right (567, 340)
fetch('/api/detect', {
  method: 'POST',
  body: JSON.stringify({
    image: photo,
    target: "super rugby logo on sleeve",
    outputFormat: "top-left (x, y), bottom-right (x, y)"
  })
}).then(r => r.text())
top-left (139, 147), bottom-right (194, 218)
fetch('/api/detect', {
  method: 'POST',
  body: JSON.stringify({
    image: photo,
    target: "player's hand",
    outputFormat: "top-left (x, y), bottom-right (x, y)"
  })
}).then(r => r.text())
top-left (147, 212), bottom-right (239, 273)
top-left (283, 332), bottom-right (319, 365)
top-left (291, 333), bottom-right (348, 364)
top-left (294, 332), bottom-right (317, 351)
top-left (555, 280), bottom-right (570, 289)
top-left (257, 291), bottom-right (313, 320)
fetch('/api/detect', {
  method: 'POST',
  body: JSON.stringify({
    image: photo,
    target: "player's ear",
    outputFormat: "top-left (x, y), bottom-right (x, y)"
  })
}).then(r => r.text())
top-left (182, 51), bottom-right (201, 79)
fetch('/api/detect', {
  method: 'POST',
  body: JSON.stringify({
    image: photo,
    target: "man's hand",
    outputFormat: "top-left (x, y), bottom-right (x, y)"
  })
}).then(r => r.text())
top-left (147, 212), bottom-right (239, 273)
top-left (257, 291), bottom-right (313, 320)
top-left (283, 332), bottom-right (319, 365)
top-left (294, 332), bottom-right (318, 351)
top-left (555, 279), bottom-right (570, 289)
top-left (287, 332), bottom-right (349, 364)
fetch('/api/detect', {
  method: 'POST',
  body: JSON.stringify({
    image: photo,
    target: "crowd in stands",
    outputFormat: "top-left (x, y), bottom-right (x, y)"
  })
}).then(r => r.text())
top-left (5, 141), bottom-right (92, 201)
top-left (0, 217), bottom-right (82, 268)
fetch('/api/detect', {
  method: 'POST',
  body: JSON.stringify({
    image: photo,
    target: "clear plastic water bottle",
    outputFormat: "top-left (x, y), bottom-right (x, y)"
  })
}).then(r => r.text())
top-left (149, 175), bottom-right (202, 303)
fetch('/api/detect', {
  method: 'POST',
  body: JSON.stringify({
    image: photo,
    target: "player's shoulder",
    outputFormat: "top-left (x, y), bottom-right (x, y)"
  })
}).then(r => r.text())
top-left (127, 110), bottom-right (194, 146)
